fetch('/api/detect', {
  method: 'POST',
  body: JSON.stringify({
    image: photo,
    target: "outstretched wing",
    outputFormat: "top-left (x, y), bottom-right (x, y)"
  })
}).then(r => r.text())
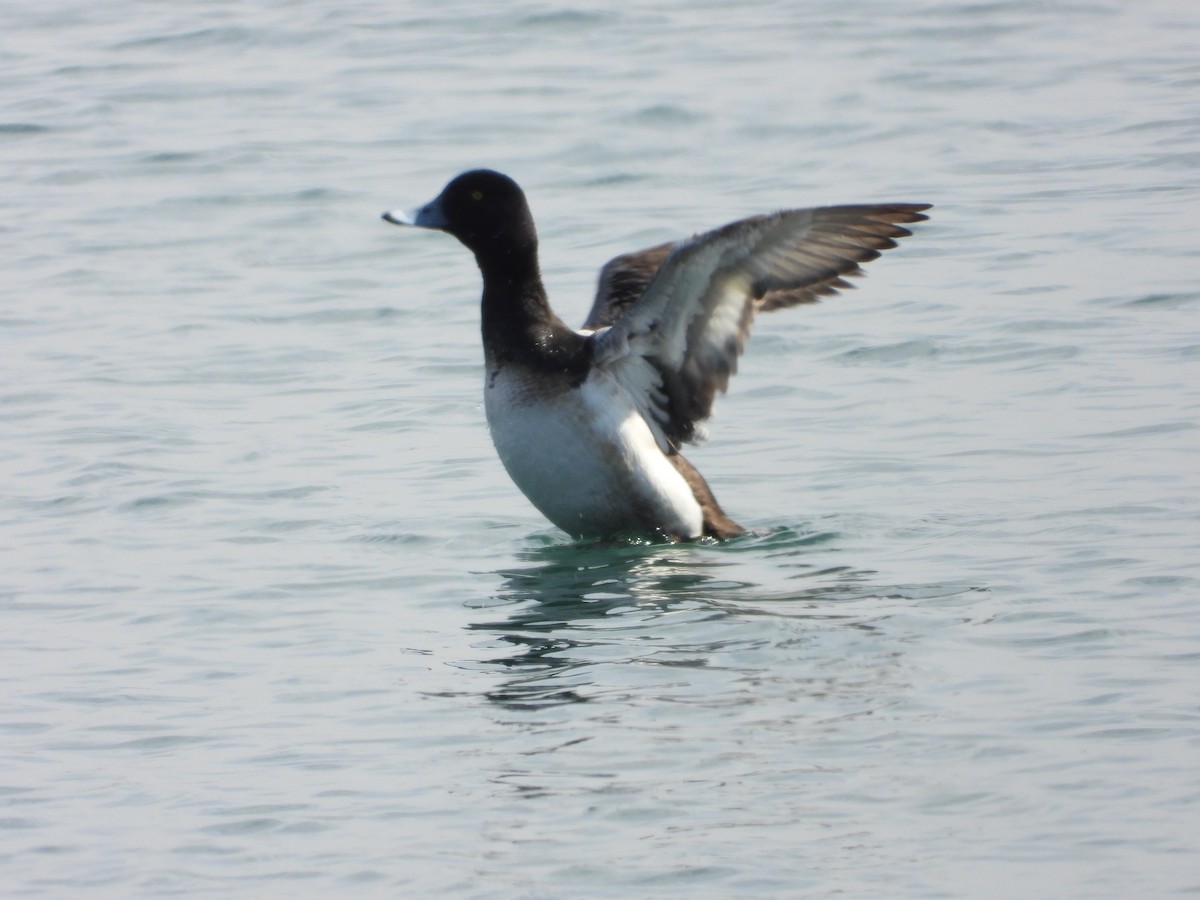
top-left (589, 203), bottom-right (931, 449)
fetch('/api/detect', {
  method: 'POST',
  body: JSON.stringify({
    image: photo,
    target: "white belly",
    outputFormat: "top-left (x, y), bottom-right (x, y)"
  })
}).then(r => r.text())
top-left (484, 368), bottom-right (703, 539)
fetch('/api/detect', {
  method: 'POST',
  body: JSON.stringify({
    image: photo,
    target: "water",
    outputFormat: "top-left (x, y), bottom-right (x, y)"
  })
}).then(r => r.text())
top-left (3, 0), bottom-right (1198, 895)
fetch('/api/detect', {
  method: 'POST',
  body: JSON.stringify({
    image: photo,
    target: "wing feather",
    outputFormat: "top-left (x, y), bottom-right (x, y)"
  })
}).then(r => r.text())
top-left (590, 203), bottom-right (931, 449)
top-left (582, 241), bottom-right (676, 330)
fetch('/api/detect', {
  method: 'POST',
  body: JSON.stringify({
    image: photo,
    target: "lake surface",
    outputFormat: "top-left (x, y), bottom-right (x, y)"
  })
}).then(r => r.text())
top-left (3, 1), bottom-right (1199, 895)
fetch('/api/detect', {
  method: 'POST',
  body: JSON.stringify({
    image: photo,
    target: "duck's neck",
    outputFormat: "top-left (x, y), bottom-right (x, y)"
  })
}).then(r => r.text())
top-left (478, 241), bottom-right (550, 345)
top-left (476, 241), bottom-right (587, 377)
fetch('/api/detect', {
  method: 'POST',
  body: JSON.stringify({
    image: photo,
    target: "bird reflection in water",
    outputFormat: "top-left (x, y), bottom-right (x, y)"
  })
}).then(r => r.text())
top-left (465, 529), bottom-right (907, 711)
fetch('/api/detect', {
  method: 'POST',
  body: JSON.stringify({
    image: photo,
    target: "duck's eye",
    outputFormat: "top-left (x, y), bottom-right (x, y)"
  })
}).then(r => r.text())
top-left (471, 190), bottom-right (484, 201)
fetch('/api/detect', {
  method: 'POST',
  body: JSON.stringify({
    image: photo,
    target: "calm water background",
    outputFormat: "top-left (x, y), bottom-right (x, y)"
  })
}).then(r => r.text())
top-left (3, 1), bottom-right (1199, 896)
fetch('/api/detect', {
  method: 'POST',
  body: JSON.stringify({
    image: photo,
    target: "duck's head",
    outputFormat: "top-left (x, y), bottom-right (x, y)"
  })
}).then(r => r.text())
top-left (383, 169), bottom-right (536, 258)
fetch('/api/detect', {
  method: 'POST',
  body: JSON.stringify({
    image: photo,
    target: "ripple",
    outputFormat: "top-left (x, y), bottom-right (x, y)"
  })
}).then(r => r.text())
top-left (1123, 292), bottom-right (1200, 308)
top-left (835, 339), bottom-right (940, 365)
top-left (1079, 421), bottom-right (1195, 440)
top-left (0, 123), bottom-right (51, 135)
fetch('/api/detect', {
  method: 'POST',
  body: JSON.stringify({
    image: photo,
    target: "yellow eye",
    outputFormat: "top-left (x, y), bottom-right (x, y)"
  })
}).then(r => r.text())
top-left (471, 190), bottom-right (483, 201)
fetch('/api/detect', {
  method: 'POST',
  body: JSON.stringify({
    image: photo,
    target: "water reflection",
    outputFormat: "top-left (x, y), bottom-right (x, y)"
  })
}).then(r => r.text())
top-left (466, 541), bottom-right (714, 709)
top-left (466, 529), bottom-right (958, 711)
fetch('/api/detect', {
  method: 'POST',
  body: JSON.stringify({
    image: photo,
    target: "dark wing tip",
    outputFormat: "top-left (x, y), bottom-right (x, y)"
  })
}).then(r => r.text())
top-left (752, 203), bottom-right (930, 313)
top-left (876, 202), bottom-right (933, 223)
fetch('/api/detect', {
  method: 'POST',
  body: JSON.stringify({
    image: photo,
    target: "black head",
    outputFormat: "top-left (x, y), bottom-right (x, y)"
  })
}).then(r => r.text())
top-left (383, 169), bottom-right (537, 259)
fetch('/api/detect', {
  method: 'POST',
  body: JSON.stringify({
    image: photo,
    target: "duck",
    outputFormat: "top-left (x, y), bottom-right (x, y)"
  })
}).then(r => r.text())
top-left (383, 170), bottom-right (929, 542)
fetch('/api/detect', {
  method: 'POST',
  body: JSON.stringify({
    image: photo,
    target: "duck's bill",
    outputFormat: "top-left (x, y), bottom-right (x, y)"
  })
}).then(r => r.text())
top-left (381, 196), bottom-right (448, 229)
top-left (381, 207), bottom-right (418, 225)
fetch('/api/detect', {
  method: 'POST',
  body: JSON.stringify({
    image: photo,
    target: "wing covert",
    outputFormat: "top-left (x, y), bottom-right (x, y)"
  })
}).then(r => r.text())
top-left (582, 241), bottom-right (676, 331)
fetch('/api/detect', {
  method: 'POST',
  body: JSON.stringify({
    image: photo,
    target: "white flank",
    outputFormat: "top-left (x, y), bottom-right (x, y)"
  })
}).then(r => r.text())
top-left (484, 366), bottom-right (703, 539)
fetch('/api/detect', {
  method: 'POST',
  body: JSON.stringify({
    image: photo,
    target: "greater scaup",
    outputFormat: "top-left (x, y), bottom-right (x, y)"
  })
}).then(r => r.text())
top-left (383, 170), bottom-right (929, 541)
